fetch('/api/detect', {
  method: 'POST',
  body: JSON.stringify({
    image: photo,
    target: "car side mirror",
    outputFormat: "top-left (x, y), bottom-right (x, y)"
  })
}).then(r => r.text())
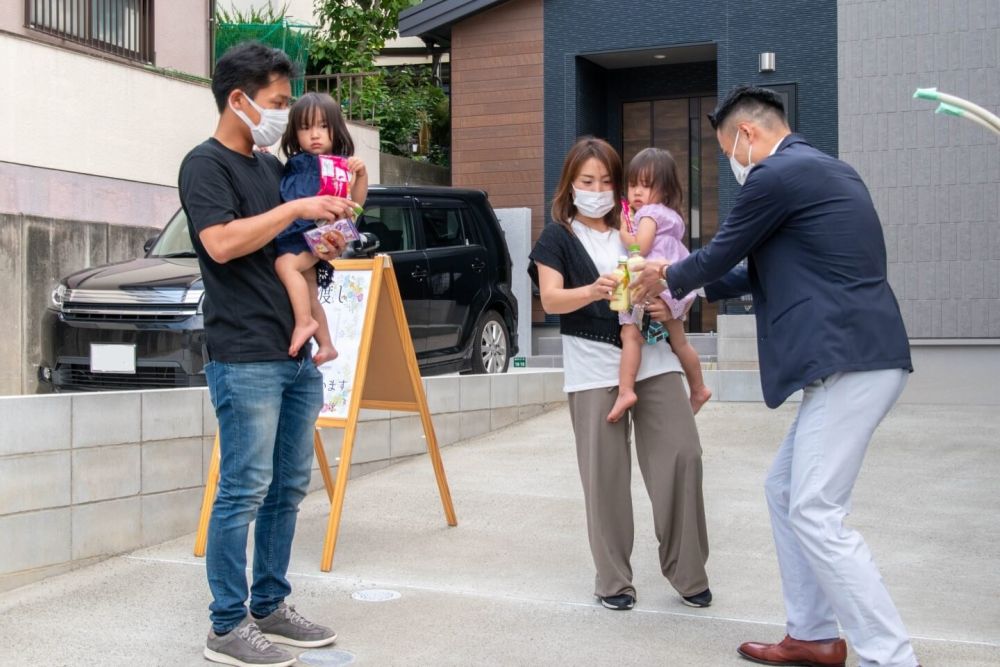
top-left (143, 237), bottom-right (157, 254)
top-left (349, 232), bottom-right (381, 258)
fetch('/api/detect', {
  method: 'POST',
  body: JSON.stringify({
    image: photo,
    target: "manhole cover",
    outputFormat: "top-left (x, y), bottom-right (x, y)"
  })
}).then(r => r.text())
top-left (351, 588), bottom-right (401, 602)
top-left (297, 648), bottom-right (357, 666)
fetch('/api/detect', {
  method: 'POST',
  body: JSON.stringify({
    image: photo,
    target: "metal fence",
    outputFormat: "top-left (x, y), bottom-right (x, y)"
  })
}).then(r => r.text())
top-left (24, 0), bottom-right (155, 64)
top-left (303, 72), bottom-right (379, 125)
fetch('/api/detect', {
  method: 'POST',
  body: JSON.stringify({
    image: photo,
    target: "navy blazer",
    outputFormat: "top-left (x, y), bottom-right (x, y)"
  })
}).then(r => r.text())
top-left (667, 134), bottom-right (912, 408)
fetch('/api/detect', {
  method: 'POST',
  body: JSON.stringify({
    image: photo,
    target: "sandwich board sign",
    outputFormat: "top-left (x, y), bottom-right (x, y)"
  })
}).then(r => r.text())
top-left (195, 255), bottom-right (457, 571)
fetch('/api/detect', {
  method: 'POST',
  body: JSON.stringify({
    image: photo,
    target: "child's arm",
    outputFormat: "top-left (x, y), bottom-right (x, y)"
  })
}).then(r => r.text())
top-left (347, 157), bottom-right (368, 207)
top-left (635, 216), bottom-right (657, 255)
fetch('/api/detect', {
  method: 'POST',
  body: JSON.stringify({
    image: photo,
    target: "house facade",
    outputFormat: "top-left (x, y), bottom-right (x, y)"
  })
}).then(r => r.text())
top-left (400, 0), bottom-right (1000, 356)
top-left (0, 1), bottom-right (379, 394)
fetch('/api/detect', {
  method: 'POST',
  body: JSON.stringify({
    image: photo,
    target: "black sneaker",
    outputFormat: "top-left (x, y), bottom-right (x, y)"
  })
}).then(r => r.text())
top-left (597, 593), bottom-right (635, 610)
top-left (681, 588), bottom-right (712, 608)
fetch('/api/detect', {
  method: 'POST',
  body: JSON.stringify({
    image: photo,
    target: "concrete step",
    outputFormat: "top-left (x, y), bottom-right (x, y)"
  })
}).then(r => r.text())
top-left (718, 314), bottom-right (757, 338)
top-left (687, 333), bottom-right (717, 356)
top-left (718, 338), bottom-right (759, 364)
top-left (536, 336), bottom-right (563, 356)
top-left (718, 360), bottom-right (760, 370)
top-left (525, 355), bottom-right (563, 368)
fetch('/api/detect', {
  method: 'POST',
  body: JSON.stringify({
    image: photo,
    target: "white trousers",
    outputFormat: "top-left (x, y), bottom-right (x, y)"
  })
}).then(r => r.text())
top-left (765, 369), bottom-right (918, 667)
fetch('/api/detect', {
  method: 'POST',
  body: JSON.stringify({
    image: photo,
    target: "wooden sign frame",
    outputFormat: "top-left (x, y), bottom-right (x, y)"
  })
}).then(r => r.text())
top-left (195, 255), bottom-right (457, 571)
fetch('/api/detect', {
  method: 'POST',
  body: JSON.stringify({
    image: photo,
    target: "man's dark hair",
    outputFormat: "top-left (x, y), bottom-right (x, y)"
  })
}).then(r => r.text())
top-left (708, 85), bottom-right (787, 131)
top-left (211, 41), bottom-right (297, 112)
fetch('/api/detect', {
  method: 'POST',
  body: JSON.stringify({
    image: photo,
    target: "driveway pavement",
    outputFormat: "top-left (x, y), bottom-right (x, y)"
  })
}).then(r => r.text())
top-left (1, 402), bottom-right (997, 666)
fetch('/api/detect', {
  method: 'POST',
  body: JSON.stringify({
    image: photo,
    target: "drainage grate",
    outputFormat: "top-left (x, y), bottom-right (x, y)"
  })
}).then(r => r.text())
top-left (350, 589), bottom-right (401, 602)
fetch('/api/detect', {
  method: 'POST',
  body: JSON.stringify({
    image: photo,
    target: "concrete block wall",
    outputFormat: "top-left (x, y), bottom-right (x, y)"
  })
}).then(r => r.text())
top-left (0, 370), bottom-right (567, 592)
top-left (0, 214), bottom-right (160, 397)
top-left (378, 153), bottom-right (449, 187)
top-left (717, 315), bottom-right (759, 370)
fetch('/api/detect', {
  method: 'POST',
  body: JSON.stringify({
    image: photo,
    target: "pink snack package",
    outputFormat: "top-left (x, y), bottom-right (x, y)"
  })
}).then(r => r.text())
top-left (317, 155), bottom-right (351, 198)
top-left (303, 218), bottom-right (361, 256)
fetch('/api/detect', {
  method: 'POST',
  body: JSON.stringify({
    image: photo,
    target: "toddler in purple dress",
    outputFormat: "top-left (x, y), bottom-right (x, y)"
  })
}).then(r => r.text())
top-left (608, 148), bottom-right (712, 423)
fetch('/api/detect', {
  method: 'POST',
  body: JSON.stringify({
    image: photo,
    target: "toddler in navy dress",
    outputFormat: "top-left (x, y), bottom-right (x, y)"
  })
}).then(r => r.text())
top-left (276, 92), bottom-right (368, 361)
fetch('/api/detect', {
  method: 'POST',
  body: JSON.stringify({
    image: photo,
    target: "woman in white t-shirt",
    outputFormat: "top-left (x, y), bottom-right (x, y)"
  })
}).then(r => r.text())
top-left (528, 136), bottom-right (712, 611)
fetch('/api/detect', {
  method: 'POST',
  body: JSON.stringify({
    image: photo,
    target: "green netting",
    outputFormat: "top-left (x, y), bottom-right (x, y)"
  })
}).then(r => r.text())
top-left (214, 19), bottom-right (310, 96)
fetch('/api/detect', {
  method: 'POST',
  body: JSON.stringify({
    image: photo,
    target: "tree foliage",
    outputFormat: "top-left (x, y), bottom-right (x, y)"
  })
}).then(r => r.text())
top-left (308, 0), bottom-right (450, 166)
top-left (361, 66), bottom-right (450, 165)
top-left (309, 0), bottom-right (417, 74)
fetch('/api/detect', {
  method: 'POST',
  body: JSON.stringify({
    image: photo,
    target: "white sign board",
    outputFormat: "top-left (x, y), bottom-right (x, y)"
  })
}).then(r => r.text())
top-left (314, 269), bottom-right (372, 420)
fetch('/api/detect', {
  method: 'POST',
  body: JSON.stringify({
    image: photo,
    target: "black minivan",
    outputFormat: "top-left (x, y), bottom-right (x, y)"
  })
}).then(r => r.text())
top-left (39, 186), bottom-right (518, 391)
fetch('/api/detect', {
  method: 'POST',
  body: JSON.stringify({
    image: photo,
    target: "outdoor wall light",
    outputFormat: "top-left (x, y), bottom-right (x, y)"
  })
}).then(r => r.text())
top-left (759, 52), bottom-right (776, 72)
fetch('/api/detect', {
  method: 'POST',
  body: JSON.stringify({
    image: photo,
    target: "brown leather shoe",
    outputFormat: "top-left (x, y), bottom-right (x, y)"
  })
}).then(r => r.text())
top-left (737, 635), bottom-right (847, 666)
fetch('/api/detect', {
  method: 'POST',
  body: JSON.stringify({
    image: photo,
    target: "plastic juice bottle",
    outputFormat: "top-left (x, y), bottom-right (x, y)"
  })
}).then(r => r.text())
top-left (626, 244), bottom-right (645, 278)
top-left (610, 257), bottom-right (631, 312)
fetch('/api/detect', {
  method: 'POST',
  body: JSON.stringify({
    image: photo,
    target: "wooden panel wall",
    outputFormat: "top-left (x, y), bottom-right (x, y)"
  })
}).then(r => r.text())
top-left (450, 0), bottom-right (544, 321)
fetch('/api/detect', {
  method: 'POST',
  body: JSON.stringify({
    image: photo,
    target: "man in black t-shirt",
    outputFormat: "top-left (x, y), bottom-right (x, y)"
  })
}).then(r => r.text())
top-left (178, 42), bottom-right (355, 667)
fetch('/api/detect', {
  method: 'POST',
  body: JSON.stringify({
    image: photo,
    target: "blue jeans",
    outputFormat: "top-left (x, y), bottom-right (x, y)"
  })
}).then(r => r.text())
top-left (204, 357), bottom-right (324, 633)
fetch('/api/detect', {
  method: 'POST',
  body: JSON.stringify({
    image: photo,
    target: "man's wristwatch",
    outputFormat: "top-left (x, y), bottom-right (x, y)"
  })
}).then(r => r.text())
top-left (658, 263), bottom-right (669, 289)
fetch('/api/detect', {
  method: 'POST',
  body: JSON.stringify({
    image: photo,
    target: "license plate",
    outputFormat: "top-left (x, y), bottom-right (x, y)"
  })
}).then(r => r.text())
top-left (90, 344), bottom-right (137, 374)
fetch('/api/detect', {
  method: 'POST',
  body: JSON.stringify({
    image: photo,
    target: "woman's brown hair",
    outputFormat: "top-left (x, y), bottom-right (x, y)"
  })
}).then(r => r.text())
top-left (627, 147), bottom-right (684, 215)
top-left (550, 136), bottom-right (623, 230)
top-left (280, 92), bottom-right (354, 158)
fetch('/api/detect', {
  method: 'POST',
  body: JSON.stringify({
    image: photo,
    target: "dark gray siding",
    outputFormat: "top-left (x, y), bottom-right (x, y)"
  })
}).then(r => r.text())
top-left (543, 0), bottom-right (838, 224)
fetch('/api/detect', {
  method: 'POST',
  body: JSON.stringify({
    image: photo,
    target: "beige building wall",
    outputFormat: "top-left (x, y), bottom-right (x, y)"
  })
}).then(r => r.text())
top-left (1, 1), bottom-right (211, 78)
top-left (1, 33), bottom-right (218, 189)
top-left (1, 33), bottom-right (380, 198)
top-left (156, 0), bottom-right (212, 76)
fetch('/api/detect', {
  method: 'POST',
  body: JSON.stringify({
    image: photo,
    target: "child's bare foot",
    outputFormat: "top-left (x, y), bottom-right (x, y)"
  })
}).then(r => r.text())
top-left (313, 344), bottom-right (338, 366)
top-left (289, 319), bottom-right (320, 357)
top-left (607, 389), bottom-right (638, 423)
top-left (690, 385), bottom-right (712, 415)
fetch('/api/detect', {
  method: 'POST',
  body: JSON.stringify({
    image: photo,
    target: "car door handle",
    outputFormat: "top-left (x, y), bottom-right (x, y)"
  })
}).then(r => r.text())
top-left (470, 259), bottom-right (486, 272)
top-left (411, 268), bottom-right (428, 280)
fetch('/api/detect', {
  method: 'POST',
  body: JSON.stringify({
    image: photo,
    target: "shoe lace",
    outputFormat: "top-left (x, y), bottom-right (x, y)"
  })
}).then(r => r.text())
top-left (281, 604), bottom-right (316, 629)
top-left (237, 622), bottom-right (274, 653)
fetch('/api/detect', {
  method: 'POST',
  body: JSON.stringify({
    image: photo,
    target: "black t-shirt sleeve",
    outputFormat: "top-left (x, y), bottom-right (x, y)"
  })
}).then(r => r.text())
top-left (179, 154), bottom-right (240, 233)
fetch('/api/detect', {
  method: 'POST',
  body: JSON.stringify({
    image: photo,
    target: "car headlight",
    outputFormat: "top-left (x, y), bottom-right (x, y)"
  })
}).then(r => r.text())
top-left (50, 284), bottom-right (67, 309)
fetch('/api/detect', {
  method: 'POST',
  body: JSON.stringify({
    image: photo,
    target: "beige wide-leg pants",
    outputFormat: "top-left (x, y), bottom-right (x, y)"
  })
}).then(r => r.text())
top-left (567, 371), bottom-right (710, 599)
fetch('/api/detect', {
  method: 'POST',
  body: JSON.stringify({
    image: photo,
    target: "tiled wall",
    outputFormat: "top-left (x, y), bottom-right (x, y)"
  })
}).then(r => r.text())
top-left (838, 0), bottom-right (1000, 337)
top-left (0, 370), bottom-right (567, 592)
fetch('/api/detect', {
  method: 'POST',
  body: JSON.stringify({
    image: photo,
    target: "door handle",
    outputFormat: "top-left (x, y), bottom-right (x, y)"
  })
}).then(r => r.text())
top-left (470, 259), bottom-right (486, 272)
top-left (411, 268), bottom-right (428, 280)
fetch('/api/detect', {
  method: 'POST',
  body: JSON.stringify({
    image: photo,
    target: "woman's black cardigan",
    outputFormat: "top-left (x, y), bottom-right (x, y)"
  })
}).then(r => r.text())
top-left (528, 222), bottom-right (623, 348)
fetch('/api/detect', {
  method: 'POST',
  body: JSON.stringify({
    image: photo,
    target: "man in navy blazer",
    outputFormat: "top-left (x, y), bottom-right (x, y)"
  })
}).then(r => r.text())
top-left (634, 86), bottom-right (919, 667)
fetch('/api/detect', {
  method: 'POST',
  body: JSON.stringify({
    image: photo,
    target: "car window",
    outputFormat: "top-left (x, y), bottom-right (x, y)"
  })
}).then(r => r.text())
top-left (421, 207), bottom-right (469, 249)
top-left (149, 209), bottom-right (196, 257)
top-left (357, 205), bottom-right (416, 252)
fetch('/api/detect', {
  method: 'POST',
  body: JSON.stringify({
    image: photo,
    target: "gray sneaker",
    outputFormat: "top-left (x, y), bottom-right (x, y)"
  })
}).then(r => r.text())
top-left (255, 602), bottom-right (337, 648)
top-left (204, 617), bottom-right (295, 667)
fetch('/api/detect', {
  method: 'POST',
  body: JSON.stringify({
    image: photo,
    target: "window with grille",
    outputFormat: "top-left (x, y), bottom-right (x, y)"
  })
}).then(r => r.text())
top-left (25, 0), bottom-right (155, 64)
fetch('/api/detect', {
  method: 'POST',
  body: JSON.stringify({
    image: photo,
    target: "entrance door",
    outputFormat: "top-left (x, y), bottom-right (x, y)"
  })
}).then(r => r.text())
top-left (622, 96), bottom-right (719, 333)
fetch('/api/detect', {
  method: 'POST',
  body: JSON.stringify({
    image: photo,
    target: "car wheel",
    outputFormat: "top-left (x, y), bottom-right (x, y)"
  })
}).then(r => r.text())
top-left (470, 311), bottom-right (510, 374)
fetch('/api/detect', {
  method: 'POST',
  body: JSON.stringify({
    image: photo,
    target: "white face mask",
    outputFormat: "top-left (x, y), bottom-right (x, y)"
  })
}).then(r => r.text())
top-left (230, 92), bottom-right (289, 148)
top-left (729, 130), bottom-right (753, 186)
top-left (572, 187), bottom-right (615, 219)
